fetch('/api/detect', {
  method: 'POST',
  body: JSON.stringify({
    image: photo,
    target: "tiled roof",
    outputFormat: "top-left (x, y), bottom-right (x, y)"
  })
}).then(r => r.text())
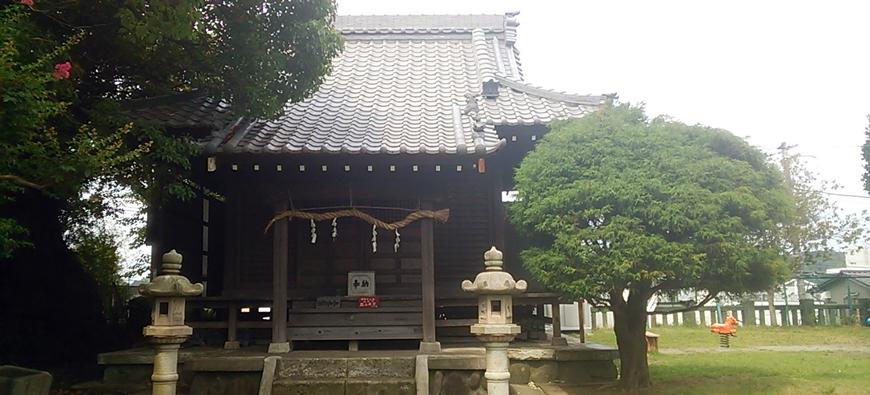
top-left (151, 14), bottom-right (606, 155)
top-left (128, 92), bottom-right (234, 130)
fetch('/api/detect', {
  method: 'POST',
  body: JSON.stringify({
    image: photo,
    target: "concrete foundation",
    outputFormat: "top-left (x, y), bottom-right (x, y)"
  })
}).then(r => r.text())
top-left (0, 365), bottom-right (53, 395)
top-left (94, 342), bottom-right (617, 395)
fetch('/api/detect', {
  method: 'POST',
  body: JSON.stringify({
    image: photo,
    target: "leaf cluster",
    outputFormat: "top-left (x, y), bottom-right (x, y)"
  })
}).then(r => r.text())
top-left (0, 0), bottom-right (342, 258)
top-left (510, 105), bottom-right (793, 306)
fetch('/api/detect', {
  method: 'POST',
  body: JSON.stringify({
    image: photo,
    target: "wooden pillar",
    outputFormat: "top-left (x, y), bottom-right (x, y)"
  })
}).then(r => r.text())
top-left (268, 200), bottom-right (291, 353)
top-left (551, 302), bottom-right (568, 346)
top-left (224, 302), bottom-right (240, 349)
top-left (419, 202), bottom-right (440, 353)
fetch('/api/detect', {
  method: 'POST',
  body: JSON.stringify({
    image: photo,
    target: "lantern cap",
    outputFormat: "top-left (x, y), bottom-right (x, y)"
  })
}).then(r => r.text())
top-left (161, 249), bottom-right (183, 274)
top-left (483, 246), bottom-right (504, 271)
top-left (462, 246), bottom-right (527, 295)
top-left (140, 249), bottom-right (203, 297)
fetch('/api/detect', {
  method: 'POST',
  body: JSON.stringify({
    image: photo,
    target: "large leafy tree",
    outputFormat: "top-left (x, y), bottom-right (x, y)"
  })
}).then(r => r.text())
top-left (510, 105), bottom-right (792, 390)
top-left (1, 0), bottom-right (342, 254)
top-left (0, 0), bottom-right (341, 365)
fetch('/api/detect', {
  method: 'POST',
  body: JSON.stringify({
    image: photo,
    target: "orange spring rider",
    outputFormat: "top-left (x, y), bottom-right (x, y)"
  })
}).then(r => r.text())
top-left (710, 315), bottom-right (738, 348)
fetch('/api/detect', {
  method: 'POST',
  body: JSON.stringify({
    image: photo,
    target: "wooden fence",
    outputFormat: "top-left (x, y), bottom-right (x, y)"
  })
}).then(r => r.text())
top-left (589, 304), bottom-right (861, 329)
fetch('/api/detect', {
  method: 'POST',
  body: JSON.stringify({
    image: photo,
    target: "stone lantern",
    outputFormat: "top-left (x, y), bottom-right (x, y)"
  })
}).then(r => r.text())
top-left (462, 246), bottom-right (527, 395)
top-left (139, 250), bottom-right (203, 395)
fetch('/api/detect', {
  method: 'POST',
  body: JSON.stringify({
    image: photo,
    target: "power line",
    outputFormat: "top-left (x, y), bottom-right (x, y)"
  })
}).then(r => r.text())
top-left (819, 191), bottom-right (870, 199)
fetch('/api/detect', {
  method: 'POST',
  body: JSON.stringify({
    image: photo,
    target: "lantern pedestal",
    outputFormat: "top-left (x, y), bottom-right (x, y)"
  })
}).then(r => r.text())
top-left (462, 247), bottom-right (527, 395)
top-left (149, 340), bottom-right (184, 395)
top-left (139, 250), bottom-right (203, 395)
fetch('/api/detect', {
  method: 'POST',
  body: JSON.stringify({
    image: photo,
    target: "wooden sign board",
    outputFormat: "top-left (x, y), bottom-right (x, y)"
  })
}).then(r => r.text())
top-left (348, 271), bottom-right (376, 296)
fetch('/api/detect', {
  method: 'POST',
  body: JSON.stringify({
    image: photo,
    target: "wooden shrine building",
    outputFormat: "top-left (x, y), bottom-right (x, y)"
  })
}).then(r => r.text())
top-left (139, 14), bottom-right (605, 352)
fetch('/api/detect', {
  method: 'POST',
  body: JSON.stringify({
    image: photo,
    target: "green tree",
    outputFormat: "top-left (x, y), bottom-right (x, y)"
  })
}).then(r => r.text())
top-left (509, 105), bottom-right (792, 390)
top-left (0, 0), bottom-right (341, 365)
top-left (0, 0), bottom-right (342, 255)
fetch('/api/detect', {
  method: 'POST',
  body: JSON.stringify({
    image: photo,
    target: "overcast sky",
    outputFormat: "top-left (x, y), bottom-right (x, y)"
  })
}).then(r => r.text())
top-left (337, 0), bottom-right (870, 215)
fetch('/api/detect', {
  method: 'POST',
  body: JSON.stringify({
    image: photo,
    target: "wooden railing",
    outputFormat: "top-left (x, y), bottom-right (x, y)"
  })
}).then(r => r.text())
top-left (184, 292), bottom-right (567, 348)
top-left (589, 304), bottom-right (863, 329)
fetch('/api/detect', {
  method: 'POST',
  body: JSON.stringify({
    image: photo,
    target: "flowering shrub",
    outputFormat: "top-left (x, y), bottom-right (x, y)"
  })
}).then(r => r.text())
top-left (52, 61), bottom-right (71, 80)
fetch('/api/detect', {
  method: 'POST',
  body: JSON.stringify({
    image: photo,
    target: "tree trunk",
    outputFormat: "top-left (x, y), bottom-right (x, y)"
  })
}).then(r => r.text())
top-left (612, 289), bottom-right (652, 391)
top-left (767, 288), bottom-right (777, 326)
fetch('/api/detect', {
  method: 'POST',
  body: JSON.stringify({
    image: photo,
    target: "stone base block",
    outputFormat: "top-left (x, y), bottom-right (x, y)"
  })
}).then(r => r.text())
top-left (530, 361), bottom-right (558, 384)
top-left (509, 363), bottom-right (531, 384)
top-left (103, 365), bottom-right (152, 385)
top-left (346, 378), bottom-right (415, 395)
top-left (189, 372), bottom-right (260, 395)
top-left (0, 365), bottom-right (52, 395)
top-left (510, 383), bottom-right (546, 395)
top-left (347, 358), bottom-right (414, 378)
top-left (223, 341), bottom-right (240, 350)
top-left (419, 341), bottom-right (442, 353)
top-left (429, 370), bottom-right (486, 395)
top-left (268, 342), bottom-right (292, 354)
top-left (278, 358), bottom-right (347, 379)
top-left (272, 379), bottom-right (346, 395)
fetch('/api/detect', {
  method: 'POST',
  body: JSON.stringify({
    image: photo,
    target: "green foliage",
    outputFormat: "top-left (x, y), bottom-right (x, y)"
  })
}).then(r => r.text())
top-left (511, 104), bottom-right (796, 388)
top-left (510, 104), bottom-right (792, 304)
top-left (70, 225), bottom-right (125, 321)
top-left (0, 0), bottom-right (341, 257)
top-left (47, 0), bottom-right (343, 117)
top-left (0, 218), bottom-right (30, 259)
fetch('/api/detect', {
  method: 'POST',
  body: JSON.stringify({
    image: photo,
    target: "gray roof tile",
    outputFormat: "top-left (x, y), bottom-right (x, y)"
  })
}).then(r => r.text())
top-left (138, 14), bottom-right (606, 155)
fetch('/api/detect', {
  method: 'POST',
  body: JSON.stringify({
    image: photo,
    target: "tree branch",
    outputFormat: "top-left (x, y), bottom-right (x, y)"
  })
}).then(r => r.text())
top-left (650, 279), bottom-right (679, 293)
top-left (0, 175), bottom-right (47, 191)
top-left (586, 295), bottom-right (610, 308)
top-left (665, 291), bottom-right (720, 314)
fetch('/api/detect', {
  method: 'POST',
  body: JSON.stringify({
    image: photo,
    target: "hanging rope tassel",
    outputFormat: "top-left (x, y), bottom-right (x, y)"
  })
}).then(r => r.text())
top-left (394, 229), bottom-right (401, 253)
top-left (310, 219), bottom-right (317, 244)
top-left (331, 218), bottom-right (338, 241)
top-left (371, 224), bottom-right (378, 253)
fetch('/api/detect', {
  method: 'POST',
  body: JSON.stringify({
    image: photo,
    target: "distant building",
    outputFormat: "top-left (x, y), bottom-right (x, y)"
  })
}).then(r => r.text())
top-left (846, 248), bottom-right (870, 267)
top-left (812, 270), bottom-right (870, 304)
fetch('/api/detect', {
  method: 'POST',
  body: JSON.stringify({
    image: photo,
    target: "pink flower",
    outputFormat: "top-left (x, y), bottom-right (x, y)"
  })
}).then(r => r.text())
top-left (20, 0), bottom-right (34, 6)
top-left (52, 62), bottom-right (72, 80)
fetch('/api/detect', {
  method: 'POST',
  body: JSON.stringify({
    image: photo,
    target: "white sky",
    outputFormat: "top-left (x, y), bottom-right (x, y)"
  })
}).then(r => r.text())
top-left (337, 0), bottom-right (870, 215)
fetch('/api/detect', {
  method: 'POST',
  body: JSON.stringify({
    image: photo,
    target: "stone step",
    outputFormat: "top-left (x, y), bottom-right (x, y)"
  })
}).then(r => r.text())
top-left (272, 377), bottom-right (415, 395)
top-left (277, 357), bottom-right (416, 380)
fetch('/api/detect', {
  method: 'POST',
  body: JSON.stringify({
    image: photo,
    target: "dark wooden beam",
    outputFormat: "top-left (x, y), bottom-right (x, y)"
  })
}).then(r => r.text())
top-left (224, 302), bottom-right (240, 349)
top-left (551, 302), bottom-right (568, 346)
top-left (269, 199), bottom-right (291, 353)
top-left (419, 201), bottom-right (441, 353)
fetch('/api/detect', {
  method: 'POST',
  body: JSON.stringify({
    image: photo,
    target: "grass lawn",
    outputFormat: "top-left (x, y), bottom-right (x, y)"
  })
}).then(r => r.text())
top-left (574, 326), bottom-right (870, 394)
top-left (583, 325), bottom-right (870, 349)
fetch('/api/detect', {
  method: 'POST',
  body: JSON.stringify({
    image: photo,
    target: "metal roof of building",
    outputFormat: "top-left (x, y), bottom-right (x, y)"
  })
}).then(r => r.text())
top-left (134, 13), bottom-right (606, 155)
